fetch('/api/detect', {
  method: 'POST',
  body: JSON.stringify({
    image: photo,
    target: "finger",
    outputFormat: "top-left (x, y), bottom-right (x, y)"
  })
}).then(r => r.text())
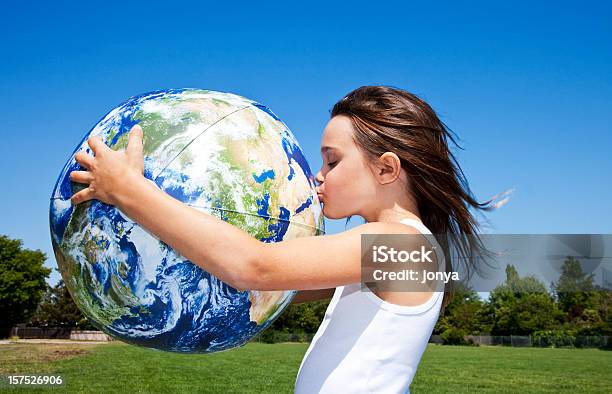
top-left (126, 124), bottom-right (143, 159)
top-left (71, 187), bottom-right (95, 205)
top-left (69, 170), bottom-right (94, 184)
top-left (74, 151), bottom-right (95, 170)
top-left (87, 135), bottom-right (108, 156)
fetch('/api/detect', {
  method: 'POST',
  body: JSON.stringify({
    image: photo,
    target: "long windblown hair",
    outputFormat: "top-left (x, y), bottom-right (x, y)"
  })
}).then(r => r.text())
top-left (331, 85), bottom-right (508, 311)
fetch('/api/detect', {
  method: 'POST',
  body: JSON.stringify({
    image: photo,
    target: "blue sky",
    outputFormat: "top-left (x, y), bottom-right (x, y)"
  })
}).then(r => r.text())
top-left (1, 1), bottom-right (610, 286)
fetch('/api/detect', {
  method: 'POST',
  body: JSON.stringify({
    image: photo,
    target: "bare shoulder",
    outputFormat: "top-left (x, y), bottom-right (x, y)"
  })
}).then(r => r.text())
top-left (346, 221), bottom-right (426, 251)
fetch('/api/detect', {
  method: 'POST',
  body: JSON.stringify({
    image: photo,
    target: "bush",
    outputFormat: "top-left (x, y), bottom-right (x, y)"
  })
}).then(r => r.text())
top-left (256, 329), bottom-right (286, 344)
top-left (532, 329), bottom-right (576, 348)
top-left (441, 327), bottom-right (468, 345)
top-left (253, 329), bottom-right (313, 344)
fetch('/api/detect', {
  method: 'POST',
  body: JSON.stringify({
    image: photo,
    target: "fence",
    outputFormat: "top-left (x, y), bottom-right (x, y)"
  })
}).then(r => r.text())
top-left (10, 326), bottom-right (72, 339)
top-left (429, 334), bottom-right (611, 348)
top-left (9, 326), bottom-right (609, 348)
top-left (251, 331), bottom-right (315, 343)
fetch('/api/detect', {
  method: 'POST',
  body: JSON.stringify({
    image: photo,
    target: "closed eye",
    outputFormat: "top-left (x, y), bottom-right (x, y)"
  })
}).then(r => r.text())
top-left (328, 161), bottom-right (337, 167)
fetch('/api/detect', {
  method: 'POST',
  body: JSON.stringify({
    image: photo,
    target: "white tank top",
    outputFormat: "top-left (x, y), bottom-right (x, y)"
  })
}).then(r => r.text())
top-left (294, 218), bottom-right (445, 394)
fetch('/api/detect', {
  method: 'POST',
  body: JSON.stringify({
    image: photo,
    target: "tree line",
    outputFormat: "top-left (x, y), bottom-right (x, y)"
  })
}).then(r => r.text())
top-left (432, 259), bottom-right (611, 346)
top-left (1, 234), bottom-right (610, 346)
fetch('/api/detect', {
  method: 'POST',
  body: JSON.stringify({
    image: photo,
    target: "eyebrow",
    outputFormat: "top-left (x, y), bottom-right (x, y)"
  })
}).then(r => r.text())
top-left (320, 146), bottom-right (338, 153)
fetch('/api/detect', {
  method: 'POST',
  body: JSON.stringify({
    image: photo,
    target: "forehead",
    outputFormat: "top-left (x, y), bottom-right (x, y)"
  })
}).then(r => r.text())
top-left (320, 115), bottom-right (354, 153)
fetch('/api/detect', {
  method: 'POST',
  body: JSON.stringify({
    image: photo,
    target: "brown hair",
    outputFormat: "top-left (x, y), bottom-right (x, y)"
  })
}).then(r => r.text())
top-left (331, 85), bottom-right (499, 311)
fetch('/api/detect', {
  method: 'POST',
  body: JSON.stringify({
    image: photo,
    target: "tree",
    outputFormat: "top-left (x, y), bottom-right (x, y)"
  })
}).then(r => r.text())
top-left (552, 256), bottom-right (597, 320)
top-left (434, 282), bottom-right (491, 343)
top-left (504, 264), bottom-right (548, 294)
top-left (592, 290), bottom-right (612, 335)
top-left (28, 274), bottom-right (96, 329)
top-left (0, 234), bottom-right (51, 338)
top-left (552, 256), bottom-right (611, 335)
top-left (489, 264), bottom-right (562, 335)
top-left (268, 299), bottom-right (329, 334)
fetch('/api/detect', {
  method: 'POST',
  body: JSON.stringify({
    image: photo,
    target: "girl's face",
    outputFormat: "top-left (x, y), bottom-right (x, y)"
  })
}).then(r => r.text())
top-left (314, 115), bottom-right (380, 219)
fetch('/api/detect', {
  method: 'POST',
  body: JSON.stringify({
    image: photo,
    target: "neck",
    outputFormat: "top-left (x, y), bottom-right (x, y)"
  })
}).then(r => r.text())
top-left (377, 208), bottom-right (421, 223)
top-left (362, 195), bottom-right (421, 224)
top-left (359, 174), bottom-right (422, 224)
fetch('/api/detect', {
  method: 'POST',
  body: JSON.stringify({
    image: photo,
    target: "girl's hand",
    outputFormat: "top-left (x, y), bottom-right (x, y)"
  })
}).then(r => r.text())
top-left (70, 124), bottom-right (145, 206)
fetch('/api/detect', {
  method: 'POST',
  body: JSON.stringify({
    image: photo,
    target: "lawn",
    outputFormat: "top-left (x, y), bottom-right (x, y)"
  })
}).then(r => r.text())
top-left (0, 341), bottom-right (610, 393)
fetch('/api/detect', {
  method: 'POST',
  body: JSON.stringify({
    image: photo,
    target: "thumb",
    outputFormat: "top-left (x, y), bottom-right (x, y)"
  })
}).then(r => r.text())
top-left (126, 124), bottom-right (144, 160)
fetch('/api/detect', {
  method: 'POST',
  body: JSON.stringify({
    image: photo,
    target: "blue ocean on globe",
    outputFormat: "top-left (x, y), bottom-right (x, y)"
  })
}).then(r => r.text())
top-left (49, 89), bottom-right (325, 353)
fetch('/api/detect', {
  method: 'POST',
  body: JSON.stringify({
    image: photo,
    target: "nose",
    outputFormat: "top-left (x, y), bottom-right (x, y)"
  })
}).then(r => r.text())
top-left (315, 169), bottom-right (324, 189)
top-left (314, 169), bottom-right (325, 203)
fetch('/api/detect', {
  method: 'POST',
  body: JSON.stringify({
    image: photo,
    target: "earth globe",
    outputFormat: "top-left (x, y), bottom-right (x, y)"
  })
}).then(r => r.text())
top-left (49, 89), bottom-right (325, 353)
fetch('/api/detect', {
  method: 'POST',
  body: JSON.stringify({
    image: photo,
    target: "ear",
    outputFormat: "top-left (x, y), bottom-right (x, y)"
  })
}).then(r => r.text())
top-left (371, 152), bottom-right (402, 185)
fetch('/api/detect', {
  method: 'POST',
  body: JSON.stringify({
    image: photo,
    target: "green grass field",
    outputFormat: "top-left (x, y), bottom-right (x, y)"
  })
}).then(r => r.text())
top-left (0, 341), bottom-right (610, 393)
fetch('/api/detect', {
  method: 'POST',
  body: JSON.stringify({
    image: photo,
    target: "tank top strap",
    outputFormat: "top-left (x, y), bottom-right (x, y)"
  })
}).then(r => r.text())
top-left (398, 218), bottom-right (432, 235)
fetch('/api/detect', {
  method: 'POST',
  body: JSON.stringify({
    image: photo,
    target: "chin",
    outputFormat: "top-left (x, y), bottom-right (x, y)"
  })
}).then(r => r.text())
top-left (321, 204), bottom-right (353, 220)
top-left (321, 204), bottom-right (335, 219)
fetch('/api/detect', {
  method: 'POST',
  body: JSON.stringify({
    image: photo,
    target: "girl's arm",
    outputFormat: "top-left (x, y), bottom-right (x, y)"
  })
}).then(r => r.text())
top-left (94, 170), bottom-right (396, 291)
top-left (69, 125), bottom-right (418, 292)
top-left (110, 172), bottom-right (387, 291)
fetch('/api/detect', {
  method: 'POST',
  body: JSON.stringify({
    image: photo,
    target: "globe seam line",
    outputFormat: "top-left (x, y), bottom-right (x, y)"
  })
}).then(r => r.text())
top-left (48, 199), bottom-right (325, 233)
top-left (152, 105), bottom-right (252, 180)
top-left (187, 205), bottom-right (325, 233)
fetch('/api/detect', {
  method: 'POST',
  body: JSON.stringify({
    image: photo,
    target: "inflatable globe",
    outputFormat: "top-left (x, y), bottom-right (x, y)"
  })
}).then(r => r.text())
top-left (49, 89), bottom-right (325, 353)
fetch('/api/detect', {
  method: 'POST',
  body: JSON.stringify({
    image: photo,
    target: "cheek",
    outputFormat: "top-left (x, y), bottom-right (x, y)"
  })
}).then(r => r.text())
top-left (324, 165), bottom-right (362, 200)
top-left (321, 169), bottom-right (364, 218)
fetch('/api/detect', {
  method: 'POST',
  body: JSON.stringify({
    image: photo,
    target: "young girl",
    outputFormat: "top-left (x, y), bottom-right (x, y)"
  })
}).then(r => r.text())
top-left (70, 85), bottom-right (498, 393)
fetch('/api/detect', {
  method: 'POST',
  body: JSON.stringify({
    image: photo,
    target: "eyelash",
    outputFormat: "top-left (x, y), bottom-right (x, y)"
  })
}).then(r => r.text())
top-left (328, 161), bottom-right (337, 167)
